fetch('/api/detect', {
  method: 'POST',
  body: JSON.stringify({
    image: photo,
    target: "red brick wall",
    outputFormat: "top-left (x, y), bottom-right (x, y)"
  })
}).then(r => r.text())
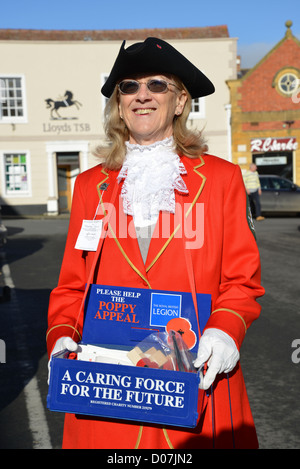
top-left (238, 38), bottom-right (300, 113)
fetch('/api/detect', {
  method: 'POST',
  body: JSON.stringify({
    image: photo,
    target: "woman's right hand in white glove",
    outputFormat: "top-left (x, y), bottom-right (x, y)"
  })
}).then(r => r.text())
top-left (194, 328), bottom-right (240, 390)
top-left (47, 337), bottom-right (79, 384)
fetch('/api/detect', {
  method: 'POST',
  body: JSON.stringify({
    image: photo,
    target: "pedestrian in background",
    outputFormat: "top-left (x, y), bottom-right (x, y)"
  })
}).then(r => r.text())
top-left (243, 163), bottom-right (265, 221)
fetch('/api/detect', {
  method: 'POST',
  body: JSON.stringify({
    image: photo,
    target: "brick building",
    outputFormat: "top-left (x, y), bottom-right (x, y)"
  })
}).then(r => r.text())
top-left (227, 21), bottom-right (300, 183)
top-left (0, 26), bottom-right (237, 215)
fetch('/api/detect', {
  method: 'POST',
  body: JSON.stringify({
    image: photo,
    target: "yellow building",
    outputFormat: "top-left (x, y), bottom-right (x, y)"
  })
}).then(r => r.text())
top-left (0, 26), bottom-right (237, 215)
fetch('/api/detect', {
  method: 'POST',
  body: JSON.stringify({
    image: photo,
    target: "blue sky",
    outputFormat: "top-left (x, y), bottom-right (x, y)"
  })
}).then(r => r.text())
top-left (1, 0), bottom-right (299, 68)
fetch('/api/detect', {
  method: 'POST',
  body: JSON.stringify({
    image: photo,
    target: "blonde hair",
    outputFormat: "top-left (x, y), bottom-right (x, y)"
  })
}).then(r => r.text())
top-left (94, 76), bottom-right (208, 170)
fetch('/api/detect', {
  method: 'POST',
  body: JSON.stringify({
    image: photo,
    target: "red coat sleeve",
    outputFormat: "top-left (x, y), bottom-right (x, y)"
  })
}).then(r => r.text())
top-left (204, 164), bottom-right (265, 349)
top-left (46, 175), bottom-right (88, 356)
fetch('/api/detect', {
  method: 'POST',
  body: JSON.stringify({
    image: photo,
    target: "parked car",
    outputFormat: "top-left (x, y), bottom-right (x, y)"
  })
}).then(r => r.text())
top-left (258, 175), bottom-right (300, 215)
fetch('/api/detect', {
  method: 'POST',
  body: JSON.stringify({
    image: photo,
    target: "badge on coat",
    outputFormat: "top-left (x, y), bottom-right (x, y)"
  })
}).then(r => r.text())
top-left (75, 220), bottom-right (103, 251)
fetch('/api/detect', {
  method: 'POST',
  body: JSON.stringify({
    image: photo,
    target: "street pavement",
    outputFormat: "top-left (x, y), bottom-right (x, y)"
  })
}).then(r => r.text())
top-left (0, 215), bottom-right (299, 449)
top-left (241, 216), bottom-right (300, 449)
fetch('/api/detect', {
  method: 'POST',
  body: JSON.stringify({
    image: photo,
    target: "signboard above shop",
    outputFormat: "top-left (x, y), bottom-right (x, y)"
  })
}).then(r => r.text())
top-left (255, 156), bottom-right (287, 166)
top-left (251, 137), bottom-right (298, 153)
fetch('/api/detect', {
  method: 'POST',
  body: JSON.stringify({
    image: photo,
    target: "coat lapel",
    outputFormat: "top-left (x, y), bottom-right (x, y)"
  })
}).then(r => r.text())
top-left (96, 155), bottom-right (206, 282)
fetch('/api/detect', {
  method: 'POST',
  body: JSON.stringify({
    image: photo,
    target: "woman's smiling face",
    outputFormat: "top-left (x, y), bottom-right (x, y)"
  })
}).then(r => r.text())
top-left (118, 74), bottom-right (187, 145)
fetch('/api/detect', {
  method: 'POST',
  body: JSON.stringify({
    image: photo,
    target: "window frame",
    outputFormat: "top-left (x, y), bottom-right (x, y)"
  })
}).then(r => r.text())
top-left (189, 96), bottom-right (206, 120)
top-left (1, 150), bottom-right (32, 197)
top-left (273, 67), bottom-right (300, 98)
top-left (101, 73), bottom-right (109, 115)
top-left (278, 72), bottom-right (298, 96)
top-left (0, 74), bottom-right (28, 124)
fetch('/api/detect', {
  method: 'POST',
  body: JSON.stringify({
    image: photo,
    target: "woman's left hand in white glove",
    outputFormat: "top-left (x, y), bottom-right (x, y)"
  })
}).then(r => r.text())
top-left (47, 336), bottom-right (79, 385)
top-left (194, 328), bottom-right (240, 390)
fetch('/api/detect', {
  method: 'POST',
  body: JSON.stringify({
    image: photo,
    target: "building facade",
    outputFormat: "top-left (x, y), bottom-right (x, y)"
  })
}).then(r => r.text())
top-left (227, 21), bottom-right (300, 183)
top-left (0, 26), bottom-right (237, 215)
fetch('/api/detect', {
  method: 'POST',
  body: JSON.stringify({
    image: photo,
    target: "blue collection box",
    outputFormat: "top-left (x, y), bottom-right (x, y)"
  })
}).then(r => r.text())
top-left (47, 285), bottom-right (211, 428)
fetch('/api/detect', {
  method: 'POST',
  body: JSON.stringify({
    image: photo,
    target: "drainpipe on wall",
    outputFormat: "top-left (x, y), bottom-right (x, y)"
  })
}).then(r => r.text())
top-left (225, 104), bottom-right (232, 162)
top-left (46, 150), bottom-right (59, 215)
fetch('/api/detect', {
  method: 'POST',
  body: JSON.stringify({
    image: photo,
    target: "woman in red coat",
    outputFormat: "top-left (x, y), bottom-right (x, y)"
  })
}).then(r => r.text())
top-left (47, 37), bottom-right (264, 449)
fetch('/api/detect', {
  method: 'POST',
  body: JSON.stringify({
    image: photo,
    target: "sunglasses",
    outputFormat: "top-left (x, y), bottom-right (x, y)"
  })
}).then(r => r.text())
top-left (118, 79), bottom-right (180, 95)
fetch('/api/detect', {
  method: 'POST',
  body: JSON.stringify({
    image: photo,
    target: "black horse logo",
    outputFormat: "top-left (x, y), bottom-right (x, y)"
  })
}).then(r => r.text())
top-left (45, 90), bottom-right (82, 119)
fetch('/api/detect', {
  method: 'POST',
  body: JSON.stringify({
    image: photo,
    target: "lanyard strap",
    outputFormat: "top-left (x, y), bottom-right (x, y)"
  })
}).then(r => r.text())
top-left (72, 178), bottom-right (119, 340)
top-left (180, 197), bottom-right (236, 448)
top-left (180, 196), bottom-right (202, 341)
top-left (184, 244), bottom-right (201, 340)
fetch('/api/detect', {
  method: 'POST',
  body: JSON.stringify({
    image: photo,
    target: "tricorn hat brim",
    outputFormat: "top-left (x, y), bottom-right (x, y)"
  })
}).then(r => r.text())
top-left (101, 37), bottom-right (215, 99)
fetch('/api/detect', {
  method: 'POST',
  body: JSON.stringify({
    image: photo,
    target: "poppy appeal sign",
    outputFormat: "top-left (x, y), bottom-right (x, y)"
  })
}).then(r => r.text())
top-left (83, 284), bottom-right (211, 353)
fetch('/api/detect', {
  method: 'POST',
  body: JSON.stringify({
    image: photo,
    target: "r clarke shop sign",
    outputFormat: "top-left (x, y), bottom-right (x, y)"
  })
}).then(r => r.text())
top-left (251, 137), bottom-right (298, 153)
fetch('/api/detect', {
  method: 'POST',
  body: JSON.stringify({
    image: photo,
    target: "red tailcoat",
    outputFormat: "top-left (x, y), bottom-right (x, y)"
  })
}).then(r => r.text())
top-left (47, 154), bottom-right (264, 449)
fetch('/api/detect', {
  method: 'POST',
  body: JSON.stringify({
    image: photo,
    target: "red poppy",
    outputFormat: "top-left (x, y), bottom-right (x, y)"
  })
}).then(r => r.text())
top-left (136, 357), bottom-right (159, 368)
top-left (166, 318), bottom-right (197, 350)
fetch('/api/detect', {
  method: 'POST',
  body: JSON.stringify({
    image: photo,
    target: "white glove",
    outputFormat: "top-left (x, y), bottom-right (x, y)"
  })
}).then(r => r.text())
top-left (47, 336), bottom-right (79, 384)
top-left (194, 328), bottom-right (240, 390)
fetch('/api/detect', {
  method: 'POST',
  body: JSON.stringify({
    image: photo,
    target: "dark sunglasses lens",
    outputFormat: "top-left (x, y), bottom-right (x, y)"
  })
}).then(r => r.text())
top-left (148, 80), bottom-right (168, 92)
top-left (119, 81), bottom-right (139, 94)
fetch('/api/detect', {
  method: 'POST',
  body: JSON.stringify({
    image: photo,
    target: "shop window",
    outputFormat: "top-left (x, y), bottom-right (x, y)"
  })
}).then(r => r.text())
top-left (0, 75), bottom-right (27, 123)
top-left (253, 151), bottom-right (293, 180)
top-left (2, 152), bottom-right (31, 195)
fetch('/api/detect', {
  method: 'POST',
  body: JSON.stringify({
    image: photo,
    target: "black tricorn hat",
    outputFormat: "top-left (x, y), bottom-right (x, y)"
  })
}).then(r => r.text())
top-left (101, 37), bottom-right (215, 99)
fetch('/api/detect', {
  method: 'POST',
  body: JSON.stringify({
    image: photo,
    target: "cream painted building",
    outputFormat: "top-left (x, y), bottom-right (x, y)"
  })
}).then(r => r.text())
top-left (0, 27), bottom-right (237, 215)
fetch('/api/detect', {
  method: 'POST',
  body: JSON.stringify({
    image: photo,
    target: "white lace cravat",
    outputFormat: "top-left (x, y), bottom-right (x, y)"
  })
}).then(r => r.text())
top-left (117, 137), bottom-right (188, 227)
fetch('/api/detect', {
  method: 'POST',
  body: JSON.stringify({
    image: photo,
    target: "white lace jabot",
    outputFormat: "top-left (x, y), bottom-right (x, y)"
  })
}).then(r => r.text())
top-left (117, 137), bottom-right (188, 227)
